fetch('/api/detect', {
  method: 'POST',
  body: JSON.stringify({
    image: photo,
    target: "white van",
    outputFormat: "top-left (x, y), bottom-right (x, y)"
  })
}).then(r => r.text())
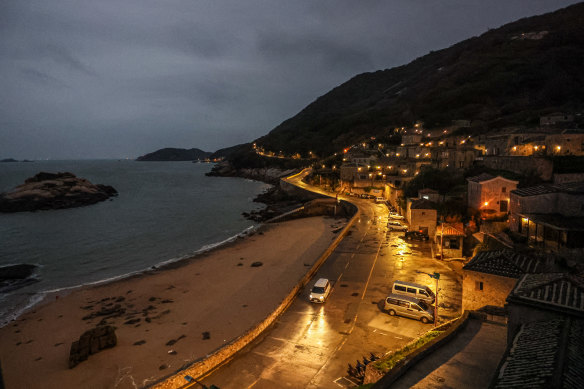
top-left (392, 280), bottom-right (435, 304)
top-left (384, 293), bottom-right (434, 324)
top-left (310, 278), bottom-right (332, 303)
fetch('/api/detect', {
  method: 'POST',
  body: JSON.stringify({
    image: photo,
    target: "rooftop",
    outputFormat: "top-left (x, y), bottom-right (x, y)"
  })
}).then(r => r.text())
top-left (492, 318), bottom-right (584, 388)
top-left (511, 182), bottom-right (584, 197)
top-left (435, 223), bottom-right (465, 237)
top-left (463, 250), bottom-right (543, 278)
top-left (508, 273), bottom-right (584, 315)
top-left (466, 173), bottom-right (518, 184)
top-left (410, 198), bottom-right (437, 210)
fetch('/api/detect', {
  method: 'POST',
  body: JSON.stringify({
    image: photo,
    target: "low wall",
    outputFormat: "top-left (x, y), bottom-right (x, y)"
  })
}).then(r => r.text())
top-left (280, 177), bottom-right (326, 201)
top-left (149, 177), bottom-right (360, 389)
top-left (367, 311), bottom-right (471, 387)
top-left (267, 198), bottom-right (357, 223)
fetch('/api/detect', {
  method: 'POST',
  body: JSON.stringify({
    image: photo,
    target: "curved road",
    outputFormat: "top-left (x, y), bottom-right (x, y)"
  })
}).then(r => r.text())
top-left (201, 170), bottom-right (462, 389)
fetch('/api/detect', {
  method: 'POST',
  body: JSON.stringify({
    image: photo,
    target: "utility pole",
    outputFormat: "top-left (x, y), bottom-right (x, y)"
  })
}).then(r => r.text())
top-left (429, 272), bottom-right (440, 327)
top-left (439, 219), bottom-right (445, 260)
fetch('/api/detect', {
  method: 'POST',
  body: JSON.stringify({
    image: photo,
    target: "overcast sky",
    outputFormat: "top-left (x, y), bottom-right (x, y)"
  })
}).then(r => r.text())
top-left (0, 0), bottom-right (580, 159)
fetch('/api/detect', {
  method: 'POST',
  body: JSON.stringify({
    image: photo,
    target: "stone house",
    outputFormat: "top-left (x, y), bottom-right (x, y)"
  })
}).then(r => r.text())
top-left (418, 188), bottom-right (440, 203)
top-left (406, 199), bottom-right (437, 237)
top-left (340, 163), bottom-right (368, 183)
top-left (491, 317), bottom-right (584, 388)
top-left (509, 182), bottom-right (584, 255)
top-left (461, 250), bottom-right (544, 311)
top-left (434, 223), bottom-right (465, 258)
top-left (506, 272), bottom-right (584, 343)
top-left (467, 173), bottom-right (518, 217)
top-left (432, 146), bottom-right (479, 170)
top-left (495, 272), bottom-right (584, 387)
top-left (545, 130), bottom-right (584, 156)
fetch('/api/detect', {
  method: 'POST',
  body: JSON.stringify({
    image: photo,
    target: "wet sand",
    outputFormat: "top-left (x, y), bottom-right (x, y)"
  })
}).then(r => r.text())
top-left (0, 216), bottom-right (346, 389)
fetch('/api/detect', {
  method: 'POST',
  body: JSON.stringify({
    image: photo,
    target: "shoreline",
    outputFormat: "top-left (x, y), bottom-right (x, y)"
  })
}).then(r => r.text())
top-left (0, 224), bottom-right (265, 328)
top-left (0, 215), bottom-right (347, 389)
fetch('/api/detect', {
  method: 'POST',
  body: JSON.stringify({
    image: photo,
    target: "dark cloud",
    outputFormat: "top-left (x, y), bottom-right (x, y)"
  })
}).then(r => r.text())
top-left (0, 0), bottom-right (580, 159)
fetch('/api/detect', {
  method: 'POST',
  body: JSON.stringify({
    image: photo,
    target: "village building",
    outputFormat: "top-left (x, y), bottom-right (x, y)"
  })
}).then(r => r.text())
top-left (406, 199), bottom-right (437, 237)
top-left (506, 272), bottom-right (584, 341)
top-left (509, 182), bottom-right (584, 256)
top-left (461, 250), bottom-right (544, 311)
top-left (491, 273), bottom-right (584, 388)
top-left (434, 223), bottom-right (465, 258)
top-left (431, 145), bottom-right (479, 170)
top-left (339, 163), bottom-right (368, 183)
top-left (467, 173), bottom-right (518, 218)
top-left (545, 130), bottom-right (584, 156)
top-left (418, 188), bottom-right (440, 203)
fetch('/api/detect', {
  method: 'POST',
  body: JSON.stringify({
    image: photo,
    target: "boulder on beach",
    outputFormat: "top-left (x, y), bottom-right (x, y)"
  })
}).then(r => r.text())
top-left (0, 172), bottom-right (117, 213)
top-left (68, 325), bottom-right (117, 368)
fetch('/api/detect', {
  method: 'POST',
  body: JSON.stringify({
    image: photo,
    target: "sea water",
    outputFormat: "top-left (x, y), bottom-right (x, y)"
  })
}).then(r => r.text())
top-left (0, 160), bottom-right (270, 326)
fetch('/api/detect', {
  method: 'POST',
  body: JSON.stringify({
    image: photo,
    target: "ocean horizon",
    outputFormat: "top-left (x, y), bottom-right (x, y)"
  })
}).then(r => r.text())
top-left (0, 160), bottom-right (270, 326)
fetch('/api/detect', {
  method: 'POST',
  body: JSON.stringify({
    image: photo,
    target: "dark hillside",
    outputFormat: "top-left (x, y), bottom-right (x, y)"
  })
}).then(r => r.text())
top-left (136, 148), bottom-right (212, 161)
top-left (255, 3), bottom-right (584, 157)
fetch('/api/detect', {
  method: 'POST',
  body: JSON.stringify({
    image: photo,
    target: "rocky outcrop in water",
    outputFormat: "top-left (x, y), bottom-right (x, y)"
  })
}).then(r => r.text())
top-left (0, 264), bottom-right (39, 293)
top-left (68, 326), bottom-right (117, 368)
top-left (0, 172), bottom-right (117, 213)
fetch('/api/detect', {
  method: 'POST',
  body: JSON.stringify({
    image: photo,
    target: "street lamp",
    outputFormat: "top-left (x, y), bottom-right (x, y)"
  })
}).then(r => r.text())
top-left (417, 272), bottom-right (440, 327)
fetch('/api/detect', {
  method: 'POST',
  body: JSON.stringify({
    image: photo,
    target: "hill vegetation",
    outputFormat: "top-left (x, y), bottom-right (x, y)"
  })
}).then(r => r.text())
top-left (254, 3), bottom-right (584, 158)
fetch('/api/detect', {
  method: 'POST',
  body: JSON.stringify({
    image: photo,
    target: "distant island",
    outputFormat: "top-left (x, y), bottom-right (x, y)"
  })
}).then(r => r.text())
top-left (1, 158), bottom-right (33, 163)
top-left (136, 148), bottom-right (212, 161)
top-left (0, 172), bottom-right (118, 213)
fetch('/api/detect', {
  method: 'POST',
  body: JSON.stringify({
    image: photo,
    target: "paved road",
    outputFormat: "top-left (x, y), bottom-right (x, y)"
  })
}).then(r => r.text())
top-left (201, 172), bottom-right (462, 389)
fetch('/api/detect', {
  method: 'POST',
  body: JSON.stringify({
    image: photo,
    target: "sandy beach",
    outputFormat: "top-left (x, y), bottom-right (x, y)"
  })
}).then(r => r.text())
top-left (0, 216), bottom-right (346, 389)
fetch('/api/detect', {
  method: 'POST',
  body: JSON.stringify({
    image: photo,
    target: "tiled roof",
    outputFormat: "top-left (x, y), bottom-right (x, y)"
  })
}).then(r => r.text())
top-left (511, 182), bottom-right (584, 197)
top-left (492, 319), bottom-right (584, 388)
top-left (435, 223), bottom-right (465, 236)
top-left (463, 250), bottom-right (542, 278)
top-left (509, 273), bottom-right (584, 313)
top-left (410, 199), bottom-right (437, 210)
top-left (466, 173), bottom-right (494, 183)
top-left (511, 185), bottom-right (558, 197)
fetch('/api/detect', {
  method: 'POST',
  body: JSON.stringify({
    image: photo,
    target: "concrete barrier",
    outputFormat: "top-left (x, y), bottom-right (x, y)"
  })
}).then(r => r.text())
top-left (149, 176), bottom-right (360, 389)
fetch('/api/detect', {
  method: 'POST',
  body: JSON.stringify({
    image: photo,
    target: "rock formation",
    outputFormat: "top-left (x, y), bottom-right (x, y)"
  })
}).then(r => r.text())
top-left (0, 172), bottom-right (117, 213)
top-left (68, 325), bottom-right (117, 368)
top-left (0, 264), bottom-right (39, 293)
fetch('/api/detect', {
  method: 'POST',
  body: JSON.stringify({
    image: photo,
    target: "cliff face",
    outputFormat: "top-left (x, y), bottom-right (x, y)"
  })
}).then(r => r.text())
top-left (254, 3), bottom-right (584, 156)
top-left (136, 148), bottom-right (212, 161)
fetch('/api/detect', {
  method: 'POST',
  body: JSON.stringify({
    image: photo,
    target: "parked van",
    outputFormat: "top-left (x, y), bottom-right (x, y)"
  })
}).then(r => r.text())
top-left (384, 293), bottom-right (434, 324)
top-left (310, 278), bottom-right (332, 303)
top-left (392, 280), bottom-right (435, 304)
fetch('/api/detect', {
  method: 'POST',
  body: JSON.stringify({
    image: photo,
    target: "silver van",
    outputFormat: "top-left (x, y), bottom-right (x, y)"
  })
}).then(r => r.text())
top-left (310, 278), bottom-right (332, 303)
top-left (384, 293), bottom-right (434, 324)
top-left (392, 280), bottom-right (435, 304)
